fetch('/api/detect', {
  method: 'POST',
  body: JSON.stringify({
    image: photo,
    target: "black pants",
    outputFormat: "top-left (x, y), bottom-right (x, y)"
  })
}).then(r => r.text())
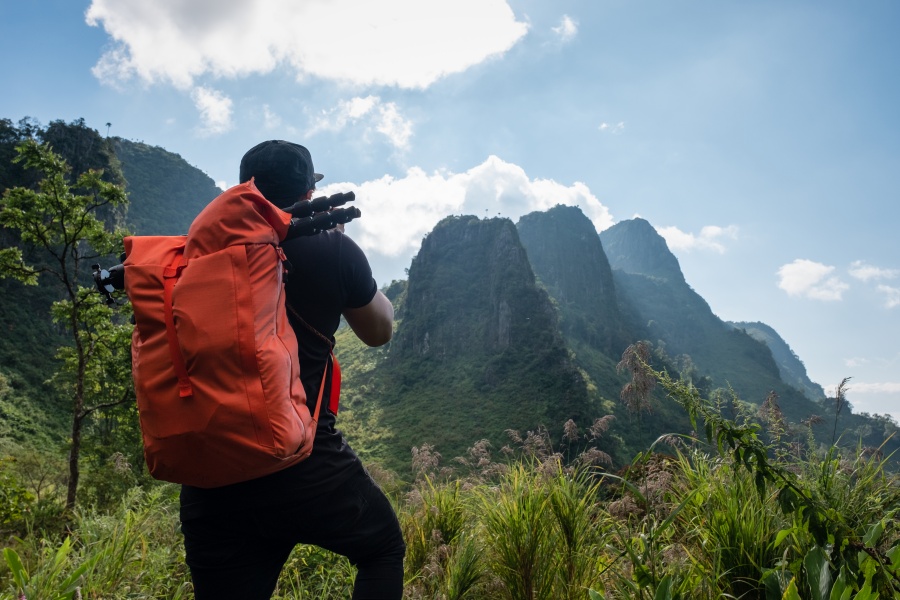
top-left (181, 466), bottom-right (405, 599)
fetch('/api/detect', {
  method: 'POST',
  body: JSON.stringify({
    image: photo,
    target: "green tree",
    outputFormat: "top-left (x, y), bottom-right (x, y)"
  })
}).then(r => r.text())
top-left (0, 139), bottom-right (133, 511)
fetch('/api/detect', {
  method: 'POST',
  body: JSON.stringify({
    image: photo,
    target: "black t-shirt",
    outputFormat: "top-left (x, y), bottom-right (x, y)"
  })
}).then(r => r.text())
top-left (180, 230), bottom-right (378, 518)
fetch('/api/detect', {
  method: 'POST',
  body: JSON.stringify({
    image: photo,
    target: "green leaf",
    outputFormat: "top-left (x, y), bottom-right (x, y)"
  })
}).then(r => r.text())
top-left (828, 571), bottom-right (849, 600)
top-left (654, 574), bottom-right (674, 600)
top-left (862, 520), bottom-right (884, 548)
top-left (3, 547), bottom-right (28, 590)
top-left (804, 545), bottom-right (832, 600)
top-left (589, 590), bottom-right (606, 600)
top-left (774, 528), bottom-right (793, 549)
top-left (782, 578), bottom-right (802, 600)
top-left (762, 569), bottom-right (787, 599)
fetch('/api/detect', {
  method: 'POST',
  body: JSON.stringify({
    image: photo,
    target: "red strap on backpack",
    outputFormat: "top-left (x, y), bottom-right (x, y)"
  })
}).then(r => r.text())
top-left (328, 353), bottom-right (342, 415)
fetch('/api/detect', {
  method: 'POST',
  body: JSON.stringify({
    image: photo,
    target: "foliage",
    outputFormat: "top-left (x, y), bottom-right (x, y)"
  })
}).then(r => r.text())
top-left (2, 400), bottom-right (898, 599)
top-left (0, 138), bottom-right (133, 511)
top-left (111, 138), bottom-right (221, 236)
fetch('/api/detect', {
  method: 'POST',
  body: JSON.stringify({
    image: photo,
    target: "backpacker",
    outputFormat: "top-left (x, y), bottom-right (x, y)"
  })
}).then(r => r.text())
top-left (116, 180), bottom-right (357, 488)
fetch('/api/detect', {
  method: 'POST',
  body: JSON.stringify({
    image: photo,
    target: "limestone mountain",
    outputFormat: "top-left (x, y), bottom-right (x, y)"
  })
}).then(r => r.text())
top-left (516, 205), bottom-right (631, 357)
top-left (599, 219), bottom-right (810, 409)
top-left (341, 215), bottom-right (598, 474)
top-left (728, 321), bottom-right (826, 402)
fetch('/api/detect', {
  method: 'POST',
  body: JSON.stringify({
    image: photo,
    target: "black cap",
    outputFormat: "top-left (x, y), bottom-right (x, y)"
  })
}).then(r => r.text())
top-left (239, 140), bottom-right (324, 206)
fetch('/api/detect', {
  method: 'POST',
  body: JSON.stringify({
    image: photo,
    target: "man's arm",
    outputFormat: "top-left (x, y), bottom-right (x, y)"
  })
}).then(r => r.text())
top-left (343, 290), bottom-right (394, 347)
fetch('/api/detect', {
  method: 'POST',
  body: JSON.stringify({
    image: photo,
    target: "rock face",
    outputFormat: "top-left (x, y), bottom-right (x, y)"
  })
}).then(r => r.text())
top-left (599, 218), bottom-right (686, 283)
top-left (395, 216), bottom-right (557, 360)
top-left (517, 205), bottom-right (631, 357)
top-left (378, 215), bottom-right (593, 469)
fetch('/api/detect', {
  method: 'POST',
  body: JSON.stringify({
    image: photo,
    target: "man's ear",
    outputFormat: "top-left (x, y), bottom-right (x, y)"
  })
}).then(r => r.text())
top-left (305, 189), bottom-right (315, 200)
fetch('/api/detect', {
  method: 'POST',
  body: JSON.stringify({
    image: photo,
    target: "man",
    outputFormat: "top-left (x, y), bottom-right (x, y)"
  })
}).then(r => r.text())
top-left (179, 140), bottom-right (405, 599)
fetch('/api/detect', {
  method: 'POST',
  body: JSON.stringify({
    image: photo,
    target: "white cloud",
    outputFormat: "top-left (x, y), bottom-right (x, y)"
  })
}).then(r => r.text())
top-left (844, 357), bottom-right (869, 368)
top-left (262, 105), bottom-right (281, 130)
top-left (824, 380), bottom-right (900, 421)
top-left (309, 96), bottom-right (413, 150)
top-left (318, 156), bottom-right (612, 279)
top-left (848, 260), bottom-right (899, 282)
top-left (190, 86), bottom-right (233, 135)
top-left (658, 224), bottom-right (738, 253)
top-left (599, 122), bottom-right (625, 134)
top-left (552, 15), bottom-right (578, 42)
top-left (877, 285), bottom-right (900, 309)
top-left (844, 381), bottom-right (900, 394)
top-left (777, 259), bottom-right (849, 301)
top-left (85, 0), bottom-right (529, 90)
top-left (375, 103), bottom-right (414, 150)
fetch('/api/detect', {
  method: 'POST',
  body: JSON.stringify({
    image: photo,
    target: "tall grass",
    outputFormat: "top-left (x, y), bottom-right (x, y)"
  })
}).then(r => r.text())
top-left (3, 363), bottom-right (899, 599)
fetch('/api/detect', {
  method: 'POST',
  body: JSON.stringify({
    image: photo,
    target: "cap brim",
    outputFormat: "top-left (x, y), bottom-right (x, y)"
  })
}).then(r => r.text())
top-left (314, 173), bottom-right (324, 182)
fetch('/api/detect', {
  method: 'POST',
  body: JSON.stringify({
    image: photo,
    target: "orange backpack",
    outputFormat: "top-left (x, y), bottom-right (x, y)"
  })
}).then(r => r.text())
top-left (121, 180), bottom-right (350, 487)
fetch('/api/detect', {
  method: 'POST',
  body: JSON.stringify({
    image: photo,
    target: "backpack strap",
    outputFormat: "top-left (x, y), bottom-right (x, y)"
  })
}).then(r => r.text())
top-left (328, 354), bottom-right (341, 415)
top-left (163, 255), bottom-right (192, 398)
top-left (285, 302), bottom-right (343, 415)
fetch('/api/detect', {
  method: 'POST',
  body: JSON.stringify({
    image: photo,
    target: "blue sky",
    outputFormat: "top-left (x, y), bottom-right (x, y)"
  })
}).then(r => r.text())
top-left (2, 0), bottom-right (898, 422)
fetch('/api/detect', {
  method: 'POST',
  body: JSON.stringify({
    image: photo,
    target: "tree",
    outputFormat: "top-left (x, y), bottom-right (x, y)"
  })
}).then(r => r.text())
top-left (0, 139), bottom-right (133, 511)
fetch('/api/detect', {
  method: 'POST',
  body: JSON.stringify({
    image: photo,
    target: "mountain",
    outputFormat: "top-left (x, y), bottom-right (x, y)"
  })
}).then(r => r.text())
top-left (341, 215), bottom-right (597, 474)
top-left (113, 138), bottom-right (221, 235)
top-left (599, 219), bottom-right (809, 409)
top-left (2, 118), bottom-right (897, 473)
top-left (516, 205), bottom-right (631, 357)
top-left (728, 321), bottom-right (826, 402)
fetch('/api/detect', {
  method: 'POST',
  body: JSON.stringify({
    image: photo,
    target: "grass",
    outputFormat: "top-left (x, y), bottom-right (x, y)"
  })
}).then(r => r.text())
top-left (2, 360), bottom-right (899, 599)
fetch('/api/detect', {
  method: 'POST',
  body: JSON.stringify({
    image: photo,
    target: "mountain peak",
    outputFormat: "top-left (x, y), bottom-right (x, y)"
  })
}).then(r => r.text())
top-left (599, 218), bottom-right (685, 283)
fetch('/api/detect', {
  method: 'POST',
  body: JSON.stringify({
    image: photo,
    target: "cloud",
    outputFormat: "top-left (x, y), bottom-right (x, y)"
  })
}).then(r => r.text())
top-left (844, 381), bottom-right (900, 394)
top-left (848, 260), bottom-right (899, 282)
top-left (309, 96), bottom-right (413, 150)
top-left (777, 259), bottom-right (849, 301)
top-left (877, 285), bottom-right (900, 309)
top-left (552, 15), bottom-right (578, 42)
top-left (317, 155), bottom-right (612, 279)
top-left (190, 86), bottom-right (233, 135)
top-left (85, 0), bottom-right (529, 90)
top-left (844, 357), bottom-right (869, 368)
top-left (599, 122), bottom-right (625, 134)
top-left (658, 224), bottom-right (738, 253)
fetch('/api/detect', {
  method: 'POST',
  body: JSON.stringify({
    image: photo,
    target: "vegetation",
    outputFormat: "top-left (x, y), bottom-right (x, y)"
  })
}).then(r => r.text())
top-left (0, 139), bottom-right (134, 511)
top-left (2, 350), bottom-right (897, 598)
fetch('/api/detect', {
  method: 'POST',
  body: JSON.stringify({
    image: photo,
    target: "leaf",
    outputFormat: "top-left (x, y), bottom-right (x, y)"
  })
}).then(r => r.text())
top-left (828, 571), bottom-right (849, 600)
top-left (774, 528), bottom-right (793, 549)
top-left (862, 520), bottom-right (884, 548)
top-left (3, 547), bottom-right (28, 590)
top-left (804, 545), bottom-right (832, 600)
top-left (782, 578), bottom-right (802, 600)
top-left (654, 574), bottom-right (674, 600)
top-left (762, 569), bottom-right (787, 599)
top-left (589, 590), bottom-right (606, 600)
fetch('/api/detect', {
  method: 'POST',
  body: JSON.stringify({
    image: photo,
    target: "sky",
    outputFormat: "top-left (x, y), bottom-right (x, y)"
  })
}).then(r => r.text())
top-left (2, 0), bottom-right (898, 423)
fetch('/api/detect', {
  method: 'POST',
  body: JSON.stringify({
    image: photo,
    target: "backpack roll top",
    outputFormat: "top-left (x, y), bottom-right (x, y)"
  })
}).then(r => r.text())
top-left (123, 181), bottom-right (316, 488)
